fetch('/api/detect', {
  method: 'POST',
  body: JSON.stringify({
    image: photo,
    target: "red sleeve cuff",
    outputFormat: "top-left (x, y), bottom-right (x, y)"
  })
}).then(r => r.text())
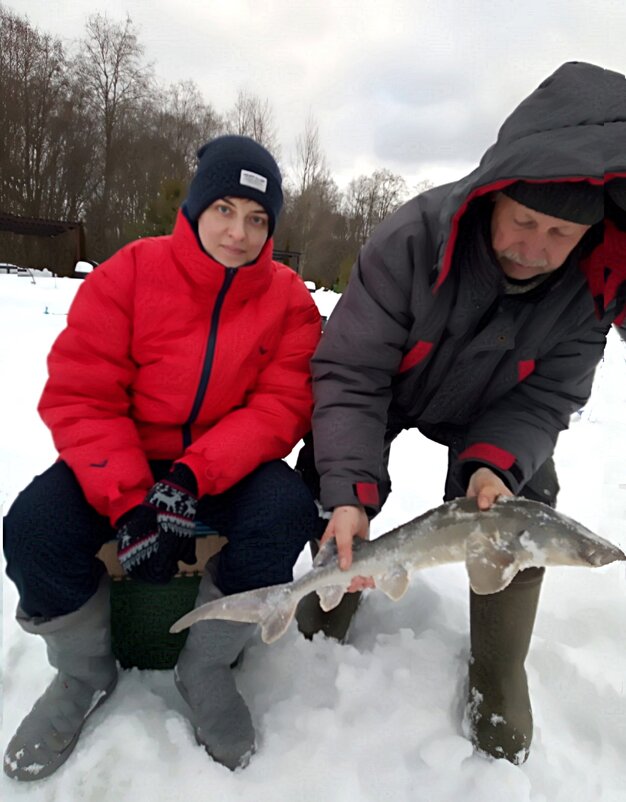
top-left (355, 482), bottom-right (380, 508)
top-left (457, 443), bottom-right (516, 471)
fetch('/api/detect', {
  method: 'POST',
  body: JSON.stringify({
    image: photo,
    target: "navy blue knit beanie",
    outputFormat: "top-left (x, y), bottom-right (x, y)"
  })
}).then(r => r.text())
top-left (502, 180), bottom-right (604, 225)
top-left (185, 135), bottom-right (283, 236)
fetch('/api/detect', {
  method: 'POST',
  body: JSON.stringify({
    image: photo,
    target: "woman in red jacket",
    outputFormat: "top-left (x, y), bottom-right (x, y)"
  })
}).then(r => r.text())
top-left (3, 136), bottom-right (323, 779)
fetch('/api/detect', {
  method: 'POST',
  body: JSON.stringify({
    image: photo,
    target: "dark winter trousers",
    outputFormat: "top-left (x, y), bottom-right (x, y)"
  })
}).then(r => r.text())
top-left (3, 459), bottom-right (324, 619)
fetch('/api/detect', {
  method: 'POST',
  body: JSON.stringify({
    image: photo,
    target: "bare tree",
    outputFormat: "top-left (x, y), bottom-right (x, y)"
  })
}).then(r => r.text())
top-left (73, 13), bottom-right (152, 254)
top-left (344, 175), bottom-right (373, 244)
top-left (414, 177), bottom-right (434, 195)
top-left (373, 169), bottom-right (408, 220)
top-left (158, 81), bottom-right (222, 172)
top-left (1, 7), bottom-right (425, 282)
top-left (284, 114), bottom-right (334, 265)
top-left (293, 114), bottom-right (326, 195)
top-left (225, 89), bottom-right (278, 153)
top-left (344, 169), bottom-right (407, 245)
top-left (45, 77), bottom-right (100, 221)
top-left (0, 6), bottom-right (67, 218)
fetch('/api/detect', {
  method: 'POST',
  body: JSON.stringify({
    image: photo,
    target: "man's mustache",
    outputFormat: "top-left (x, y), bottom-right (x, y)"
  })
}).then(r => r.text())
top-left (497, 249), bottom-right (549, 269)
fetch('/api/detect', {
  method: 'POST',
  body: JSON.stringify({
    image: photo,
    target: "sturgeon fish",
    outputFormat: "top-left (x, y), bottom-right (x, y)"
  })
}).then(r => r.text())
top-left (170, 497), bottom-right (625, 643)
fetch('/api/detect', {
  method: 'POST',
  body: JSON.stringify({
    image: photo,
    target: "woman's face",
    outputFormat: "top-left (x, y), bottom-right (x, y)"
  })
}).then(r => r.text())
top-left (197, 197), bottom-right (269, 267)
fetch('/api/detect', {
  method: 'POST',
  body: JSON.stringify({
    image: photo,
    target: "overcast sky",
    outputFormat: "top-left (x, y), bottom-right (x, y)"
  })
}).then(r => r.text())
top-left (13, 0), bottom-right (626, 191)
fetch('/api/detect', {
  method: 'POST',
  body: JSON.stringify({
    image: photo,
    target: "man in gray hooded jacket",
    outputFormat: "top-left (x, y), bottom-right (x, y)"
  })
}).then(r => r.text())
top-left (309, 61), bottom-right (626, 764)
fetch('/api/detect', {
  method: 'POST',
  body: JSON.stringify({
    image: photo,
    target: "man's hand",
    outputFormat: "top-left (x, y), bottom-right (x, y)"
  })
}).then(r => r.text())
top-left (466, 466), bottom-right (513, 510)
top-left (320, 505), bottom-right (374, 592)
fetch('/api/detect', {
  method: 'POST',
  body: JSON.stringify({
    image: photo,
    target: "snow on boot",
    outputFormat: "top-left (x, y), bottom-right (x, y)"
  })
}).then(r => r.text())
top-left (466, 566), bottom-right (544, 765)
top-left (175, 560), bottom-right (256, 770)
top-left (4, 578), bottom-right (118, 781)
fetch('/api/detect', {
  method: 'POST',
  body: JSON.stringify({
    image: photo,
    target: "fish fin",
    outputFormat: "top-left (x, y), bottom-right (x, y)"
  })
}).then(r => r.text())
top-left (261, 603), bottom-right (298, 644)
top-left (312, 539), bottom-right (339, 568)
top-left (170, 585), bottom-right (297, 644)
top-left (377, 567), bottom-right (410, 601)
top-left (465, 528), bottom-right (519, 595)
top-left (317, 585), bottom-right (346, 612)
top-left (313, 537), bottom-right (369, 569)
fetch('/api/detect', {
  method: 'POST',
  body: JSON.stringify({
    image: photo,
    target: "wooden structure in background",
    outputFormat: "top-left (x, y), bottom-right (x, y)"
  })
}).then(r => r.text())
top-left (0, 212), bottom-right (86, 276)
top-left (273, 248), bottom-right (302, 274)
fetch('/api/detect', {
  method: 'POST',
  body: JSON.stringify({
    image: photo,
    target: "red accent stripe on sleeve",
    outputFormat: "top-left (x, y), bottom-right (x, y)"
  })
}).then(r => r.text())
top-left (398, 341), bottom-right (433, 373)
top-left (457, 443), bottom-right (516, 471)
top-left (517, 359), bottom-right (535, 382)
top-left (355, 482), bottom-right (380, 507)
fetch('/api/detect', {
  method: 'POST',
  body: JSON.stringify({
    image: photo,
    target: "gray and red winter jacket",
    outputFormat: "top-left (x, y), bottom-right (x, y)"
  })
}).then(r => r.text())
top-left (311, 61), bottom-right (626, 514)
top-left (39, 210), bottom-right (322, 523)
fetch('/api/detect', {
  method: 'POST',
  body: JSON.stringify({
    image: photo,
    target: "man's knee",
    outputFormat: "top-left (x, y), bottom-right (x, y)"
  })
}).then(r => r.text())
top-left (519, 458), bottom-right (559, 507)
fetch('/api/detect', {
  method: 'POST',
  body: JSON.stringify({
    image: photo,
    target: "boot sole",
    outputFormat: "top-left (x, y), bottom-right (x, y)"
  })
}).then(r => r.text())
top-left (4, 674), bottom-right (118, 782)
top-left (174, 672), bottom-right (255, 770)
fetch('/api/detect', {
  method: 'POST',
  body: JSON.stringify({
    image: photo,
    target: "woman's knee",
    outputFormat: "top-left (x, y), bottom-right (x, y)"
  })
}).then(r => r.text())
top-left (3, 464), bottom-right (61, 564)
top-left (213, 461), bottom-right (324, 592)
top-left (247, 460), bottom-right (320, 524)
top-left (4, 461), bottom-right (111, 576)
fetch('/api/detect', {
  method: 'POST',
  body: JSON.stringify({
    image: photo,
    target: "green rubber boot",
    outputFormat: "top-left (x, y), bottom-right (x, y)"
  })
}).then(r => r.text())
top-left (295, 540), bottom-right (362, 642)
top-left (466, 567), bottom-right (544, 765)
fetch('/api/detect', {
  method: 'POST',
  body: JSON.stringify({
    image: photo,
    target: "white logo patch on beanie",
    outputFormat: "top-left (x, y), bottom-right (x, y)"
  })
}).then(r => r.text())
top-left (240, 169), bottom-right (267, 193)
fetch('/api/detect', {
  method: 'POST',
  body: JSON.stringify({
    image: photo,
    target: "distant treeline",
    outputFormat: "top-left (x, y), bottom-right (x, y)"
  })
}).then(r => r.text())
top-left (0, 6), bottom-right (432, 287)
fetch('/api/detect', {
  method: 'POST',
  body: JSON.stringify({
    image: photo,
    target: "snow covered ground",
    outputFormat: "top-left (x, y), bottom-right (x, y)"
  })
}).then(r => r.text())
top-left (1, 274), bottom-right (625, 801)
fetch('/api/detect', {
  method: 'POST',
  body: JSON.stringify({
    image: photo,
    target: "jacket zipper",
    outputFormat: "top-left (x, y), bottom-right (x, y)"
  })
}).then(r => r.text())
top-left (182, 268), bottom-right (236, 448)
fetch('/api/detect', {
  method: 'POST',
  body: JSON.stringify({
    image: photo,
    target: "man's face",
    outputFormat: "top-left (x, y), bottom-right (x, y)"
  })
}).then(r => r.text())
top-left (490, 193), bottom-right (591, 280)
top-left (197, 197), bottom-right (269, 267)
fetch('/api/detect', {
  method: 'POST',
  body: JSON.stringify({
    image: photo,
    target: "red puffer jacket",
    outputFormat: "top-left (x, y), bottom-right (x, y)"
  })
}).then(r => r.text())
top-left (38, 211), bottom-right (322, 523)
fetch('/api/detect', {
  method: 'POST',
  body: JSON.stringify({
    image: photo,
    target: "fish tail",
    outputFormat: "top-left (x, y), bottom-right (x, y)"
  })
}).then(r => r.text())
top-left (169, 584), bottom-right (298, 644)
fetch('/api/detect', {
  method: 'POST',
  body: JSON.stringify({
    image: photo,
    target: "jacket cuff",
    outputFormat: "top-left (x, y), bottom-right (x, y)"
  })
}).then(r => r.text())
top-left (169, 462), bottom-right (199, 495)
top-left (175, 455), bottom-right (207, 496)
top-left (456, 443), bottom-right (523, 494)
top-left (319, 478), bottom-right (381, 517)
top-left (110, 489), bottom-right (149, 527)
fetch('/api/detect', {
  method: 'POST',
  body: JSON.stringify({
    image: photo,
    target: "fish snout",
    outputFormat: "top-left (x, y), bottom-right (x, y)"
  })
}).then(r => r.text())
top-left (569, 528), bottom-right (626, 566)
top-left (581, 542), bottom-right (626, 567)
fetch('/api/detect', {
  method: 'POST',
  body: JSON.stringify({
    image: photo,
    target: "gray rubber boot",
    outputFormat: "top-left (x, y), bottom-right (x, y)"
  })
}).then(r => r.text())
top-left (174, 560), bottom-right (256, 770)
top-left (296, 539), bottom-right (362, 642)
top-left (4, 578), bottom-right (118, 781)
top-left (466, 567), bottom-right (544, 765)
